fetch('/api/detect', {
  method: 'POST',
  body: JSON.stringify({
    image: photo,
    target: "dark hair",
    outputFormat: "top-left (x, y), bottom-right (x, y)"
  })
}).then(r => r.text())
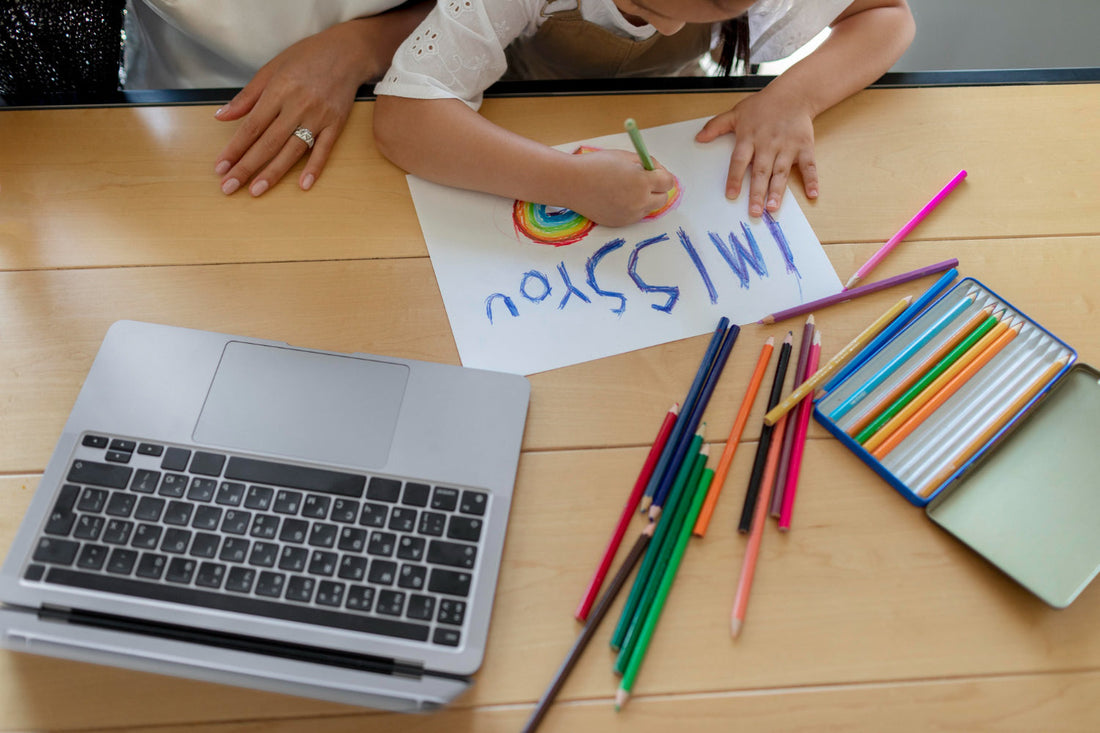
top-left (716, 14), bottom-right (751, 75)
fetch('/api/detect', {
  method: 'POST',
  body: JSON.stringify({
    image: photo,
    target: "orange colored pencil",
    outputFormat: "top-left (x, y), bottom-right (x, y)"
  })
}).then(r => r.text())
top-left (846, 304), bottom-right (996, 438)
top-left (862, 317), bottom-right (1010, 453)
top-left (693, 337), bottom-right (774, 537)
top-left (916, 353), bottom-right (1069, 497)
top-left (730, 402), bottom-right (789, 637)
top-left (870, 319), bottom-right (1021, 458)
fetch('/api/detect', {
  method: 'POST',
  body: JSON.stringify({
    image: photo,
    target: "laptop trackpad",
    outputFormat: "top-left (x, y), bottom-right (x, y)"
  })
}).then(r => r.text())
top-left (193, 342), bottom-right (409, 470)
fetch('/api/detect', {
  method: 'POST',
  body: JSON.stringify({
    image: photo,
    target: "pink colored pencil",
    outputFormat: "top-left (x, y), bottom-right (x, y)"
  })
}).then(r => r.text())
top-left (770, 315), bottom-right (815, 517)
top-left (730, 403), bottom-right (789, 638)
top-left (574, 403), bottom-right (679, 621)
top-left (778, 332), bottom-right (822, 531)
top-left (845, 170), bottom-right (967, 289)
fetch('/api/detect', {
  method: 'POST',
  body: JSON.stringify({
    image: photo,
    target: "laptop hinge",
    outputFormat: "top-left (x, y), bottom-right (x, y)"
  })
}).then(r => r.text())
top-left (37, 605), bottom-right (466, 683)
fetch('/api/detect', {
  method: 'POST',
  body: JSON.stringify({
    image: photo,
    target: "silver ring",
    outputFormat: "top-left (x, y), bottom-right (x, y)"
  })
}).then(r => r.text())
top-left (293, 126), bottom-right (315, 149)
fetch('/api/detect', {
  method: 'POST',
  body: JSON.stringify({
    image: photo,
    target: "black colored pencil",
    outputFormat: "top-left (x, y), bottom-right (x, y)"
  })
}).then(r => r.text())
top-left (521, 526), bottom-right (654, 733)
top-left (737, 331), bottom-right (793, 533)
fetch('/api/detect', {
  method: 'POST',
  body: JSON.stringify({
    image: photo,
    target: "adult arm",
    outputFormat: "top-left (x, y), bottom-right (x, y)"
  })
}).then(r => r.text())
top-left (216, 1), bottom-right (434, 196)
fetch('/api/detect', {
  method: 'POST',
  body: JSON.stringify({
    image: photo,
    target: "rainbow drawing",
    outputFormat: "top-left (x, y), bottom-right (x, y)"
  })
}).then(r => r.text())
top-left (512, 145), bottom-right (683, 246)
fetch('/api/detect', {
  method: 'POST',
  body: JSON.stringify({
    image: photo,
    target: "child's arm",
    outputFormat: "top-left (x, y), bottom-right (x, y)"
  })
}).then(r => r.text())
top-left (373, 95), bottom-right (677, 227)
top-left (696, 0), bottom-right (915, 216)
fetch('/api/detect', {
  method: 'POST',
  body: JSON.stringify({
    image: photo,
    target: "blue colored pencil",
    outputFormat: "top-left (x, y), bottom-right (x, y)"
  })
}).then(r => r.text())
top-left (650, 322), bottom-right (739, 513)
top-left (821, 268), bottom-right (959, 394)
top-left (827, 291), bottom-right (976, 421)
top-left (640, 317), bottom-right (728, 512)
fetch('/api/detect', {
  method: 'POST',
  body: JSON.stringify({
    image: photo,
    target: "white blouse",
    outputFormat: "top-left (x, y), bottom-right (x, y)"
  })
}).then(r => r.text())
top-left (376, 0), bottom-right (854, 108)
top-left (123, 0), bottom-right (407, 89)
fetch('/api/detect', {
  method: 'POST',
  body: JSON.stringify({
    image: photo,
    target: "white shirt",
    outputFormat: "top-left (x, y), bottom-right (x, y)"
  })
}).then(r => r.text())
top-left (123, 0), bottom-right (407, 89)
top-left (376, 0), bottom-right (854, 108)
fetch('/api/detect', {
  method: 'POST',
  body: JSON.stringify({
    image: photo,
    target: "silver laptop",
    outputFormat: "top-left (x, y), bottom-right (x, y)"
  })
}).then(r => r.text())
top-left (0, 320), bottom-right (529, 711)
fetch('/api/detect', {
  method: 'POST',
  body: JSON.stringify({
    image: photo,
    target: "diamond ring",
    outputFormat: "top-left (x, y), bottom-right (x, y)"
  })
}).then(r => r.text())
top-left (292, 126), bottom-right (315, 149)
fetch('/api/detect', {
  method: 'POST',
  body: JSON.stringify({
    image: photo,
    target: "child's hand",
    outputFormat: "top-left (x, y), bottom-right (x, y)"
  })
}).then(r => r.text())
top-left (695, 86), bottom-right (819, 217)
top-left (564, 149), bottom-right (677, 227)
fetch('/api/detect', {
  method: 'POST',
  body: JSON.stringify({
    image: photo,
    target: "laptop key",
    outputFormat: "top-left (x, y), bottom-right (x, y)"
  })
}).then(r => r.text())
top-left (359, 502), bottom-right (388, 528)
top-left (337, 555), bottom-right (367, 581)
top-left (161, 447), bottom-right (191, 472)
top-left (44, 485), bottom-right (80, 536)
top-left (76, 544), bottom-right (108, 571)
top-left (105, 492), bottom-right (137, 518)
top-left (459, 490), bottom-right (488, 516)
top-left (135, 552), bottom-right (167, 579)
top-left (279, 518), bottom-right (308, 544)
top-left (187, 478), bottom-right (218, 502)
top-left (330, 498), bottom-right (359, 523)
top-left (433, 628), bottom-right (461, 647)
top-left (190, 451), bottom-right (226, 477)
top-left (346, 585), bottom-right (375, 612)
top-left (437, 599), bottom-right (467, 626)
top-left (427, 539), bottom-right (477, 569)
top-left (221, 510), bottom-right (251, 535)
top-left (308, 550), bottom-right (338, 577)
top-left (225, 566), bottom-right (256, 593)
top-left (109, 439), bottom-right (136, 453)
top-left (447, 515), bottom-right (483, 543)
top-left (273, 490), bottom-right (302, 514)
top-left (308, 523), bottom-right (338, 548)
top-left (130, 469), bottom-right (161, 494)
top-left (406, 594), bottom-right (435, 621)
top-left (398, 564), bottom-right (427, 591)
top-left (195, 562), bottom-right (226, 589)
top-left (255, 571), bottom-right (286, 598)
top-left (376, 589), bottom-right (406, 616)
top-left (160, 528), bottom-right (191, 554)
top-left (73, 514), bottom-right (105, 541)
top-left (430, 487), bottom-right (459, 511)
top-left (188, 532), bottom-right (220, 558)
top-left (388, 508), bottom-right (417, 533)
top-left (224, 457), bottom-right (365, 499)
top-left (67, 460), bottom-right (132, 490)
top-left (165, 557), bottom-right (196, 584)
top-left (396, 536), bottom-right (426, 562)
top-left (316, 580), bottom-right (345, 607)
top-left (367, 477), bottom-right (401, 503)
top-left (163, 501), bottom-right (193, 526)
top-left (105, 450), bottom-right (131, 464)
top-left (367, 531), bottom-right (396, 556)
top-left (401, 482), bottom-right (431, 507)
top-left (192, 505), bottom-right (222, 530)
top-left (337, 527), bottom-right (367, 553)
top-left (278, 546), bottom-right (308, 572)
top-left (244, 485), bottom-right (274, 510)
top-left (134, 496), bottom-right (166, 522)
top-left (137, 442), bottom-right (164, 457)
top-left (417, 511), bottom-right (446, 537)
top-left (248, 541), bottom-right (278, 568)
top-left (219, 538), bottom-right (250, 564)
top-left (102, 519), bottom-right (134, 545)
top-left (368, 559), bottom-right (397, 585)
top-left (77, 487), bottom-right (108, 513)
top-left (428, 568), bottom-right (472, 597)
top-left (106, 548), bottom-right (138, 575)
top-left (215, 481), bottom-right (246, 506)
top-left (82, 434), bottom-right (109, 449)
top-left (285, 575), bottom-right (315, 603)
top-left (158, 473), bottom-right (187, 498)
top-left (131, 523), bottom-right (163, 550)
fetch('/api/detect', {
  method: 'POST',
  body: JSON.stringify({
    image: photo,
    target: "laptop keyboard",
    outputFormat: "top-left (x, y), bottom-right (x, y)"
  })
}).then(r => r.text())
top-left (25, 434), bottom-right (490, 649)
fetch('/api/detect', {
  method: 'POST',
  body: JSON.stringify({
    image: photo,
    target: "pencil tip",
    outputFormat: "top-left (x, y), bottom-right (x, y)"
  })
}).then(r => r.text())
top-left (759, 316), bottom-right (774, 325)
top-left (783, 332), bottom-right (794, 344)
top-left (806, 313), bottom-right (815, 325)
top-left (845, 275), bottom-right (860, 288)
top-left (812, 331), bottom-right (822, 345)
top-left (615, 688), bottom-right (629, 711)
top-left (730, 617), bottom-right (742, 638)
top-left (764, 336), bottom-right (775, 346)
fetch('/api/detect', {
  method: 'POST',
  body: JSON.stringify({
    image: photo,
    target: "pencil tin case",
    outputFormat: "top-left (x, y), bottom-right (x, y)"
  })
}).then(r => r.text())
top-left (814, 277), bottom-right (1100, 607)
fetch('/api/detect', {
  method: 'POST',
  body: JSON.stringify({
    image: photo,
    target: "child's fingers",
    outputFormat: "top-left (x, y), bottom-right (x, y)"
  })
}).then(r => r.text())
top-left (765, 152), bottom-right (795, 213)
top-left (695, 112), bottom-right (736, 143)
top-left (725, 138), bottom-right (754, 200)
top-left (747, 161), bottom-right (772, 217)
top-left (798, 151), bottom-right (820, 199)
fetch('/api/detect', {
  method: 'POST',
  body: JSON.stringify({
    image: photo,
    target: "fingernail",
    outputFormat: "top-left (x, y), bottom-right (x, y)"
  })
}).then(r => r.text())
top-left (214, 106), bottom-right (227, 118)
top-left (808, 187), bottom-right (819, 198)
top-left (250, 179), bottom-right (268, 197)
top-left (750, 204), bottom-right (762, 216)
top-left (767, 196), bottom-right (778, 210)
top-left (726, 189), bottom-right (738, 200)
top-left (221, 178), bottom-right (240, 195)
top-left (215, 160), bottom-right (230, 175)
top-left (301, 173), bottom-right (315, 191)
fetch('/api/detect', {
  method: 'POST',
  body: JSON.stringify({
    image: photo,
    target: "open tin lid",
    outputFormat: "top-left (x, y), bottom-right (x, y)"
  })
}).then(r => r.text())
top-left (926, 363), bottom-right (1100, 608)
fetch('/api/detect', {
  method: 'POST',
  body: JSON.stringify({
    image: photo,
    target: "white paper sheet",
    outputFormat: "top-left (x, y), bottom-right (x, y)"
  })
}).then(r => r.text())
top-left (408, 117), bottom-right (841, 375)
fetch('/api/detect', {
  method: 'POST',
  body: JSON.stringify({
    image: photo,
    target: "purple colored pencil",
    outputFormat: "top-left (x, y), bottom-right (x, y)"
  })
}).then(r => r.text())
top-left (770, 315), bottom-right (815, 517)
top-left (758, 258), bottom-right (959, 325)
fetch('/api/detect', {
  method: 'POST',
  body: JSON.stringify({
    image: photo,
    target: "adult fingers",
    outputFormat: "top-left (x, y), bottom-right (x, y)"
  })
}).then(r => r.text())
top-left (218, 113), bottom-right (301, 195)
top-left (247, 127), bottom-right (320, 197)
top-left (298, 126), bottom-right (339, 191)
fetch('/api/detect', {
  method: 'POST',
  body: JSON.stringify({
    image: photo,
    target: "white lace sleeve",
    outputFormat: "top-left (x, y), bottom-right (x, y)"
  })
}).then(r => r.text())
top-left (375, 0), bottom-right (540, 110)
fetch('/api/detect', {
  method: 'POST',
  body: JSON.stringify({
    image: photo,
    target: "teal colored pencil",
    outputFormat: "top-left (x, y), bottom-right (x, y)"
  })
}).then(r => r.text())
top-left (854, 310), bottom-right (1001, 444)
top-left (828, 292), bottom-right (976, 421)
top-left (614, 447), bottom-right (708, 674)
top-left (610, 429), bottom-right (703, 652)
top-left (624, 118), bottom-right (655, 171)
top-left (616, 465), bottom-right (714, 711)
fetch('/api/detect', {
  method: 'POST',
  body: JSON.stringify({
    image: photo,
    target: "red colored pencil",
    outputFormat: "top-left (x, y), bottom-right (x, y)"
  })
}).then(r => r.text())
top-left (574, 403), bottom-right (679, 621)
top-left (779, 332), bottom-right (821, 531)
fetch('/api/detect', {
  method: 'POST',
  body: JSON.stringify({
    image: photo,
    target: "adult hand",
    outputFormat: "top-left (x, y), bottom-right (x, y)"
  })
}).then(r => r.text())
top-left (695, 84), bottom-right (819, 217)
top-left (213, 19), bottom-right (385, 196)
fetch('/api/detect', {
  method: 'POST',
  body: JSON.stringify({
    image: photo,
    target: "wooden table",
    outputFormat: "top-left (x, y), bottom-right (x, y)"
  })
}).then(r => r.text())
top-left (1, 82), bottom-right (1098, 731)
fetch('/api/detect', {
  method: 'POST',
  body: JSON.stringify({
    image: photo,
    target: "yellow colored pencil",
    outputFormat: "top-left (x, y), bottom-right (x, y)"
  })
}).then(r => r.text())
top-left (763, 296), bottom-right (912, 426)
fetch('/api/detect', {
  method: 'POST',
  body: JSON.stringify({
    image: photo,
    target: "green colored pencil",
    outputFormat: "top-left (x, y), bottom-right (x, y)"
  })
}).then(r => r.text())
top-left (854, 310), bottom-right (1002, 444)
top-left (610, 428), bottom-right (703, 651)
top-left (614, 446), bottom-right (708, 674)
top-left (624, 118), bottom-right (655, 171)
top-left (616, 465), bottom-right (715, 711)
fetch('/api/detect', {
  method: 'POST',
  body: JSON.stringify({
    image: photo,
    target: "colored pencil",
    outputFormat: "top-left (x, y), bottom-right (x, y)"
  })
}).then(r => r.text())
top-left (763, 296), bottom-right (913, 426)
top-left (845, 304), bottom-right (996, 438)
top-left (650, 323), bottom-right (738, 514)
top-left (624, 118), bottom-right (655, 171)
top-left (693, 336), bottom-right (774, 537)
top-left (738, 331), bottom-right (793, 533)
top-left (640, 318), bottom-right (728, 512)
top-left (916, 353), bottom-right (1070, 497)
top-left (731, 393), bottom-right (790, 638)
top-left (857, 311), bottom-right (1004, 448)
top-left (822, 269), bottom-right (960, 394)
top-left (758, 259), bottom-right (956, 325)
top-left (523, 525), bottom-right (653, 733)
top-left (828, 291), bottom-right (976, 422)
top-left (614, 446), bottom-right (708, 675)
top-left (778, 331), bottom-right (822, 531)
top-left (575, 403), bottom-right (678, 622)
top-left (770, 316), bottom-right (815, 517)
top-left (615, 462), bottom-right (713, 712)
top-left (611, 428), bottom-right (704, 652)
top-left (870, 319), bottom-right (1021, 458)
top-left (845, 170), bottom-right (967, 289)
